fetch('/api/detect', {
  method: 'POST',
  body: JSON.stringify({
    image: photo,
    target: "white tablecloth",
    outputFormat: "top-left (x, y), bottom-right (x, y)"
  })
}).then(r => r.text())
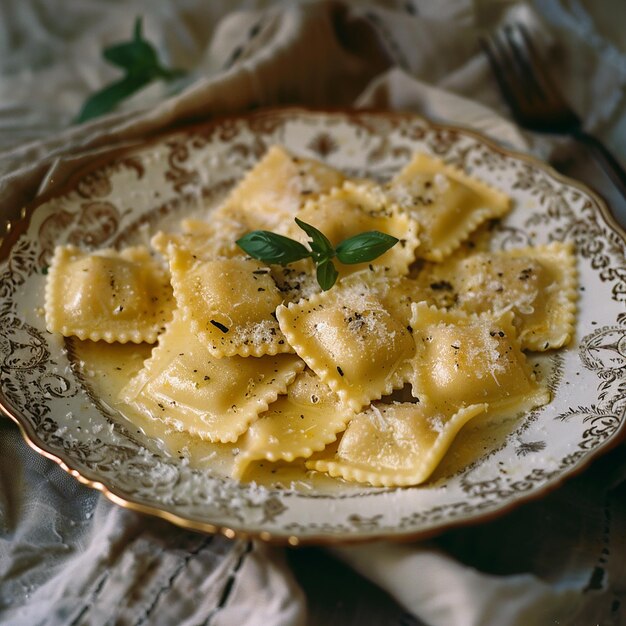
top-left (1, 1), bottom-right (625, 625)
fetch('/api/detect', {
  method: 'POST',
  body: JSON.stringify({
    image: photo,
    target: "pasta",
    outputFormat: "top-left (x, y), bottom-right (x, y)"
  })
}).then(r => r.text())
top-left (234, 370), bottom-right (354, 478)
top-left (276, 285), bottom-right (415, 411)
top-left (120, 314), bottom-right (304, 442)
top-left (384, 152), bottom-right (510, 261)
top-left (215, 144), bottom-right (345, 235)
top-left (409, 303), bottom-right (550, 417)
top-left (45, 245), bottom-right (174, 343)
top-left (167, 249), bottom-right (292, 357)
top-left (45, 144), bottom-right (577, 488)
top-left (306, 402), bottom-right (488, 487)
top-left (416, 242), bottom-right (577, 351)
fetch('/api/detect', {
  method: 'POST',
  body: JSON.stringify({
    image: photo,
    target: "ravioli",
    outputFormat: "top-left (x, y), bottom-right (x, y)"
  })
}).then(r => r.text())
top-left (233, 370), bottom-right (354, 479)
top-left (306, 401), bottom-right (488, 487)
top-left (269, 259), bottom-right (321, 304)
top-left (45, 245), bottom-right (174, 343)
top-left (120, 315), bottom-right (304, 443)
top-left (419, 242), bottom-right (578, 351)
top-left (385, 152), bottom-right (510, 261)
top-left (168, 249), bottom-right (291, 357)
top-left (409, 302), bottom-right (550, 417)
top-left (276, 285), bottom-right (415, 411)
top-left (340, 268), bottom-right (432, 327)
top-left (215, 144), bottom-right (345, 233)
top-left (151, 216), bottom-right (245, 260)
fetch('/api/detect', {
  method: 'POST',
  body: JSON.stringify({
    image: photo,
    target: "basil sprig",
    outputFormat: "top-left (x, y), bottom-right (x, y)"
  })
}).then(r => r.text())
top-left (236, 218), bottom-right (398, 290)
top-left (76, 18), bottom-right (185, 123)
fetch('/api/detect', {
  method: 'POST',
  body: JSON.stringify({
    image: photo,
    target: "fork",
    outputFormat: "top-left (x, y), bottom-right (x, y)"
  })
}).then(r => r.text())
top-left (481, 22), bottom-right (626, 204)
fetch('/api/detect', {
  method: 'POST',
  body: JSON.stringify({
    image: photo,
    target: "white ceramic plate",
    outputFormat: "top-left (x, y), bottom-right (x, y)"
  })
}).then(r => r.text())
top-left (2, 108), bottom-right (625, 544)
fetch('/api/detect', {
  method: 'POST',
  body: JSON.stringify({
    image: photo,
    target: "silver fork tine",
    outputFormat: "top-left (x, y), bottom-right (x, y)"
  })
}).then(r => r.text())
top-left (489, 25), bottom-right (548, 111)
top-left (483, 27), bottom-right (540, 124)
top-left (512, 24), bottom-right (580, 122)
top-left (482, 23), bottom-right (579, 131)
top-left (501, 25), bottom-right (546, 105)
top-left (481, 29), bottom-right (527, 116)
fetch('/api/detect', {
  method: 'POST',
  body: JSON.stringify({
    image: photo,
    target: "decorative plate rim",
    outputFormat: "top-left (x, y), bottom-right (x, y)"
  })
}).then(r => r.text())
top-left (6, 409), bottom-right (626, 546)
top-left (1, 106), bottom-right (625, 546)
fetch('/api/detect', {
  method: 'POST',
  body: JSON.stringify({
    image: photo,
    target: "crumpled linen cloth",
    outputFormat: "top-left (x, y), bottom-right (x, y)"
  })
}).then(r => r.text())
top-left (1, 1), bottom-right (626, 625)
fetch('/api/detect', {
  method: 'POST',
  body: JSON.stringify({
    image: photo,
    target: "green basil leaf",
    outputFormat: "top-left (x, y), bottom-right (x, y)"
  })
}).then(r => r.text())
top-left (102, 19), bottom-right (155, 71)
top-left (76, 17), bottom-right (185, 124)
top-left (236, 231), bottom-right (311, 265)
top-left (316, 260), bottom-right (339, 291)
top-left (75, 74), bottom-right (151, 123)
top-left (335, 231), bottom-right (399, 264)
top-left (294, 217), bottom-right (334, 259)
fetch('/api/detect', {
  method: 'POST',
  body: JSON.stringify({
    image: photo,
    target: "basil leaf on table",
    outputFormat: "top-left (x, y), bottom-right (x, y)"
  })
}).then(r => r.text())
top-left (76, 75), bottom-right (153, 124)
top-left (76, 17), bottom-right (185, 123)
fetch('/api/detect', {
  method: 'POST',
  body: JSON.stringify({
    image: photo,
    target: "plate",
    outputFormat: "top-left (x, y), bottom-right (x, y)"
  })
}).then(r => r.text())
top-left (1, 108), bottom-right (625, 545)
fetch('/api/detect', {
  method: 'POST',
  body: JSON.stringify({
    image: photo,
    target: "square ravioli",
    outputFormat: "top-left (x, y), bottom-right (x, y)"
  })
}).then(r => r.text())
top-left (418, 242), bottom-right (578, 351)
top-left (276, 284), bottom-right (415, 411)
top-left (306, 401), bottom-right (488, 487)
top-left (215, 144), bottom-right (345, 233)
top-left (290, 181), bottom-right (419, 278)
top-left (45, 245), bottom-right (174, 343)
top-left (385, 152), bottom-right (510, 261)
top-left (233, 370), bottom-right (354, 479)
top-left (151, 216), bottom-right (246, 260)
top-left (119, 315), bottom-right (305, 443)
top-left (409, 302), bottom-right (550, 417)
top-left (167, 249), bottom-right (291, 357)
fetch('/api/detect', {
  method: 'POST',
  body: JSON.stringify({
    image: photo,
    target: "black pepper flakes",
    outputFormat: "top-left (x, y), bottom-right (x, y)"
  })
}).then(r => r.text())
top-left (518, 268), bottom-right (533, 281)
top-left (210, 319), bottom-right (230, 333)
top-left (430, 280), bottom-right (453, 291)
